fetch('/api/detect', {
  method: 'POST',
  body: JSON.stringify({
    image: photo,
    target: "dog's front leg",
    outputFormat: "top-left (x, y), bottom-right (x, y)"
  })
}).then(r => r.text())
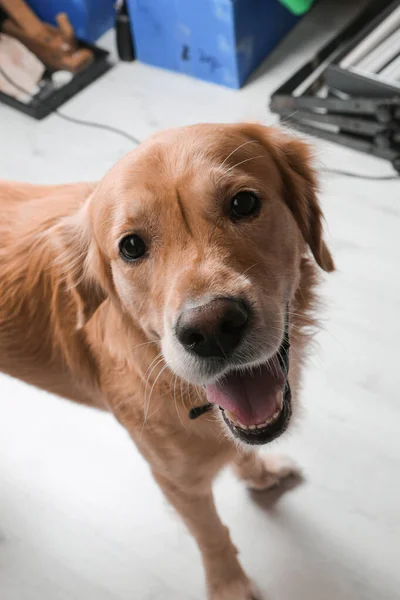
top-left (233, 450), bottom-right (300, 491)
top-left (152, 470), bottom-right (260, 600)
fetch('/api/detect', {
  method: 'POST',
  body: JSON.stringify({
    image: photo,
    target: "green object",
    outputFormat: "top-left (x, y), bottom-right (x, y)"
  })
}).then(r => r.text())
top-left (278, 0), bottom-right (315, 16)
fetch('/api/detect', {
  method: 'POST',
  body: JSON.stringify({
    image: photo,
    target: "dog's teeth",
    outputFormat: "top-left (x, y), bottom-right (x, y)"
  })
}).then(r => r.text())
top-left (225, 404), bottom-right (282, 432)
top-left (252, 408), bottom-right (282, 429)
top-left (224, 411), bottom-right (249, 430)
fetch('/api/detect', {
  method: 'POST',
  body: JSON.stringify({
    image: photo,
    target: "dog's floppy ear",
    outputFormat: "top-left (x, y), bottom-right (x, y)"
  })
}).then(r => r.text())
top-left (274, 133), bottom-right (334, 272)
top-left (53, 201), bottom-right (108, 329)
top-left (241, 124), bottom-right (334, 272)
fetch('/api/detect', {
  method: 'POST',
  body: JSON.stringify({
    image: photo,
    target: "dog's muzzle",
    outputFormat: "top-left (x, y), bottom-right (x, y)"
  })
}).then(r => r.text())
top-left (189, 310), bottom-right (292, 446)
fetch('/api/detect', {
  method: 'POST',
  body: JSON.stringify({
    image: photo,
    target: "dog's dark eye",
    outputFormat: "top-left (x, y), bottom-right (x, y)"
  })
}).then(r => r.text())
top-left (119, 234), bottom-right (147, 261)
top-left (230, 191), bottom-right (260, 220)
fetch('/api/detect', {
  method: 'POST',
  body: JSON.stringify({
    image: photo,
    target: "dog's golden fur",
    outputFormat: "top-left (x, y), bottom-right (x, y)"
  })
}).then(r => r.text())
top-left (0, 124), bottom-right (333, 599)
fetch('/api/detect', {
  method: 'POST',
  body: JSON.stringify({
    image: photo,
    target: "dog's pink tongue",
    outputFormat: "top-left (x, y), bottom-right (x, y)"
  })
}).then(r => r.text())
top-left (205, 363), bottom-right (284, 426)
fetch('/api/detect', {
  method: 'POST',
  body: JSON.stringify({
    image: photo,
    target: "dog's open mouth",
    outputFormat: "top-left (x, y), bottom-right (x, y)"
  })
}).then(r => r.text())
top-left (189, 314), bottom-right (291, 445)
top-left (206, 356), bottom-right (291, 445)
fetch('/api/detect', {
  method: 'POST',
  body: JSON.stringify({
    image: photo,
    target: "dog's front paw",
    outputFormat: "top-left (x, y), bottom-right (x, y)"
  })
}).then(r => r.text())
top-left (210, 579), bottom-right (261, 600)
top-left (246, 454), bottom-right (301, 491)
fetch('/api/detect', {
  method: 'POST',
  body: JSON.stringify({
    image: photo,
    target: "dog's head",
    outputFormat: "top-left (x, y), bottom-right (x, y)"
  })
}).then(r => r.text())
top-left (61, 123), bottom-right (333, 444)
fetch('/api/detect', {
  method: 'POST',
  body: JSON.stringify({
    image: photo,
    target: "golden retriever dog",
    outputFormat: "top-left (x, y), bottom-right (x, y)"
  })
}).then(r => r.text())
top-left (0, 123), bottom-right (334, 599)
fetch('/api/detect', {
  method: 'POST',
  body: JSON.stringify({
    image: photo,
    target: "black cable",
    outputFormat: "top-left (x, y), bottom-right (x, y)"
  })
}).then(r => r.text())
top-left (0, 65), bottom-right (141, 146)
top-left (1, 65), bottom-right (399, 180)
top-left (321, 167), bottom-right (399, 180)
top-left (53, 110), bottom-right (141, 145)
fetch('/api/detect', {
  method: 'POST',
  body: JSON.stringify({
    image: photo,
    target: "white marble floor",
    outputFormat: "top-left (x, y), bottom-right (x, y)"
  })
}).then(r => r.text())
top-left (1, 1), bottom-right (399, 599)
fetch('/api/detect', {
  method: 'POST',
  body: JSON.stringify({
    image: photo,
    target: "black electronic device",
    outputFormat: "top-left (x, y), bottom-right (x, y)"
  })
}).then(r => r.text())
top-left (0, 42), bottom-right (112, 120)
top-left (270, 0), bottom-right (400, 173)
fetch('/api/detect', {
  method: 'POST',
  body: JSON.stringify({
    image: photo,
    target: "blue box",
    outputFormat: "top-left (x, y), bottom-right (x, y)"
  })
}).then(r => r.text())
top-left (27, 0), bottom-right (115, 43)
top-left (127, 0), bottom-right (300, 88)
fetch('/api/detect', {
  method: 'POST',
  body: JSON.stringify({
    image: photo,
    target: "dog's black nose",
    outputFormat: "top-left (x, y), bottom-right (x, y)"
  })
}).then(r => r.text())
top-left (176, 297), bottom-right (249, 358)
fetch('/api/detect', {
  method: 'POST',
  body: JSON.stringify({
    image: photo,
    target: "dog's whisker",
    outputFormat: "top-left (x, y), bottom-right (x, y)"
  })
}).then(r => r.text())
top-left (236, 263), bottom-right (260, 283)
top-left (186, 379), bottom-right (195, 411)
top-left (141, 358), bottom-right (165, 434)
top-left (146, 362), bottom-right (169, 421)
top-left (225, 155), bottom-right (265, 175)
top-left (144, 352), bottom-right (163, 378)
top-left (279, 109), bottom-right (299, 125)
top-left (195, 385), bottom-right (205, 405)
top-left (172, 375), bottom-right (188, 430)
top-left (173, 373), bottom-right (179, 408)
top-left (132, 340), bottom-right (159, 352)
top-left (141, 353), bottom-right (164, 431)
top-left (219, 139), bottom-right (258, 171)
top-left (179, 378), bottom-right (186, 415)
